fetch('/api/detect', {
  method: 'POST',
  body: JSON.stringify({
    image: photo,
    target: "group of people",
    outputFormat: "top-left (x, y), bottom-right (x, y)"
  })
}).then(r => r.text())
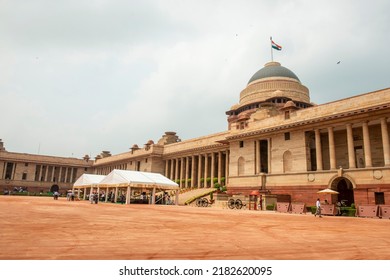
top-left (66, 191), bottom-right (75, 201)
top-left (314, 198), bottom-right (343, 217)
top-left (89, 192), bottom-right (100, 204)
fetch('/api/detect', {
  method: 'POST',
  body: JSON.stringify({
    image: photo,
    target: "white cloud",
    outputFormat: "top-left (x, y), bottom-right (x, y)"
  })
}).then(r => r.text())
top-left (1, 0), bottom-right (390, 157)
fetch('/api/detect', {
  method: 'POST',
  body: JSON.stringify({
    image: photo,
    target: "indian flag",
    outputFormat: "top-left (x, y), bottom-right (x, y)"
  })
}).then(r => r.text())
top-left (271, 38), bottom-right (282, 51)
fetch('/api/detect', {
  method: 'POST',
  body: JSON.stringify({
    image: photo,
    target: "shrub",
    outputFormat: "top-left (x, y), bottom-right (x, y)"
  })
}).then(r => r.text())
top-left (266, 204), bottom-right (275, 211)
top-left (341, 207), bottom-right (356, 217)
top-left (307, 206), bottom-right (316, 214)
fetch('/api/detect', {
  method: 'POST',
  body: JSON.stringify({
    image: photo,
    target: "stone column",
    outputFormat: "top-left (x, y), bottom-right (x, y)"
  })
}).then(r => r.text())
top-left (191, 155), bottom-right (196, 188)
top-left (315, 129), bottom-right (323, 171)
top-left (58, 167), bottom-right (63, 183)
top-left (218, 151), bottom-right (222, 184)
top-left (328, 127), bottom-right (336, 169)
top-left (170, 159), bottom-right (174, 180)
top-left (346, 124), bottom-right (356, 169)
top-left (381, 117), bottom-right (390, 166)
top-left (204, 153), bottom-right (208, 188)
top-left (38, 165), bottom-right (43, 182)
top-left (225, 150), bottom-right (229, 185)
top-left (180, 157), bottom-right (184, 188)
top-left (165, 160), bottom-right (169, 177)
top-left (210, 152), bottom-right (215, 188)
top-left (175, 158), bottom-right (179, 183)
top-left (198, 154), bottom-right (202, 188)
top-left (185, 156), bottom-right (189, 188)
top-left (69, 168), bottom-right (74, 183)
top-left (64, 167), bottom-right (68, 183)
top-left (50, 166), bottom-right (55, 182)
top-left (362, 121), bottom-right (372, 167)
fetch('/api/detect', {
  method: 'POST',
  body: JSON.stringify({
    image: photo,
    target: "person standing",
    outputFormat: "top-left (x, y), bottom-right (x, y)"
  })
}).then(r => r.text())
top-left (53, 191), bottom-right (59, 200)
top-left (336, 201), bottom-right (342, 216)
top-left (315, 198), bottom-right (322, 217)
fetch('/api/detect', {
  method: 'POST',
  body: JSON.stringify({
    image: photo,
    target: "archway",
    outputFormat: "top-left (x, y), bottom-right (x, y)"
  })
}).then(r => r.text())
top-left (50, 184), bottom-right (59, 193)
top-left (330, 177), bottom-right (355, 206)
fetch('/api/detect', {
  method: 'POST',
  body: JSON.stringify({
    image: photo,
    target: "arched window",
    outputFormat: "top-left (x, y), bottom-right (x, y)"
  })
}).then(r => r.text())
top-left (283, 150), bottom-right (292, 173)
top-left (238, 157), bottom-right (245, 176)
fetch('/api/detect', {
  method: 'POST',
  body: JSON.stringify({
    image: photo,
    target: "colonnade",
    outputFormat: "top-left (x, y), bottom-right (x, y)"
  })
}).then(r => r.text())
top-left (314, 117), bottom-right (390, 170)
top-left (164, 150), bottom-right (229, 188)
top-left (35, 165), bottom-right (78, 183)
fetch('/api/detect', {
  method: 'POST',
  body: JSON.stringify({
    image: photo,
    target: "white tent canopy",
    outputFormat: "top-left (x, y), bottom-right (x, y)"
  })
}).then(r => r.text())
top-left (98, 169), bottom-right (179, 190)
top-left (73, 174), bottom-right (106, 187)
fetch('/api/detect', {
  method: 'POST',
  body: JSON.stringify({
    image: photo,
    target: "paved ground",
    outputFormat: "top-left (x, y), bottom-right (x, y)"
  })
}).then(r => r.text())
top-left (1, 196), bottom-right (389, 260)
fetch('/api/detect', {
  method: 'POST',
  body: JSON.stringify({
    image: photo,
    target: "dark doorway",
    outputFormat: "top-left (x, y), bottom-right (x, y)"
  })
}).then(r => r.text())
top-left (50, 184), bottom-right (59, 193)
top-left (375, 192), bottom-right (385, 205)
top-left (260, 140), bottom-right (268, 173)
top-left (332, 178), bottom-right (354, 206)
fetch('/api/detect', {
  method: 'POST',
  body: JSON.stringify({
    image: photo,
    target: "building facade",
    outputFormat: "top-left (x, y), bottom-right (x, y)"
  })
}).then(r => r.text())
top-left (1, 61), bottom-right (390, 206)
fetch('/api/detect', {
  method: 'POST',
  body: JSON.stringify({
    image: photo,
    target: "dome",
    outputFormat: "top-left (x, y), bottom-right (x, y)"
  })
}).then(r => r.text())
top-left (248, 62), bottom-right (300, 84)
top-left (284, 100), bottom-right (296, 108)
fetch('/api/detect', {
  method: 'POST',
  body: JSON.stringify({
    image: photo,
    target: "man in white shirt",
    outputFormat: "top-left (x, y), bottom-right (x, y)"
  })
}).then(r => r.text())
top-left (315, 198), bottom-right (322, 217)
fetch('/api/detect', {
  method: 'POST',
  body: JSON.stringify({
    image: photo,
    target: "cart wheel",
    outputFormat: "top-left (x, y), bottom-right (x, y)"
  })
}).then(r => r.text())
top-left (235, 199), bottom-right (243, 209)
top-left (228, 198), bottom-right (235, 209)
top-left (202, 198), bottom-right (209, 207)
top-left (196, 199), bottom-right (202, 207)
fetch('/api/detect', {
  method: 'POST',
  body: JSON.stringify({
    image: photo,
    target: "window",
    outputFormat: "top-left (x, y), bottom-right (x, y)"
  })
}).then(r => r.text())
top-left (25, 163), bottom-right (28, 167)
top-left (375, 192), bottom-right (385, 205)
top-left (4, 162), bottom-right (14, 180)
top-left (285, 111), bottom-right (290, 119)
top-left (239, 141), bottom-right (244, 148)
top-left (22, 172), bottom-right (27, 180)
top-left (284, 132), bottom-right (291, 141)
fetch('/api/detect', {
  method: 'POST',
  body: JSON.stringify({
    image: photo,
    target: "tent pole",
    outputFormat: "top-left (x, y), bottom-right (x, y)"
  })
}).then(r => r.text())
top-left (126, 186), bottom-right (130, 204)
top-left (152, 187), bottom-right (156, 205)
top-left (175, 190), bottom-right (179, 205)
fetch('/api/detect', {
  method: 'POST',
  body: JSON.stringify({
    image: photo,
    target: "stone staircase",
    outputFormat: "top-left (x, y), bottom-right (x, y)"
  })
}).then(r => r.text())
top-left (177, 188), bottom-right (216, 206)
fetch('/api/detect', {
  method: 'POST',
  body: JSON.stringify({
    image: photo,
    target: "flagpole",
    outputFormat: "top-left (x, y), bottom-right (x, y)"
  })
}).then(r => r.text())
top-left (270, 36), bottom-right (273, 62)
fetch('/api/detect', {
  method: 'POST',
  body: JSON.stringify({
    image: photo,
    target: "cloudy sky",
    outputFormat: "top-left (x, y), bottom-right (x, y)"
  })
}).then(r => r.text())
top-left (1, 0), bottom-right (389, 158)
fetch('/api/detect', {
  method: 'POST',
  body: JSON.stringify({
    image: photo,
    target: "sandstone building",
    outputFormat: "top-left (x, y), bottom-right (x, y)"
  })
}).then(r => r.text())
top-left (1, 61), bottom-right (390, 206)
